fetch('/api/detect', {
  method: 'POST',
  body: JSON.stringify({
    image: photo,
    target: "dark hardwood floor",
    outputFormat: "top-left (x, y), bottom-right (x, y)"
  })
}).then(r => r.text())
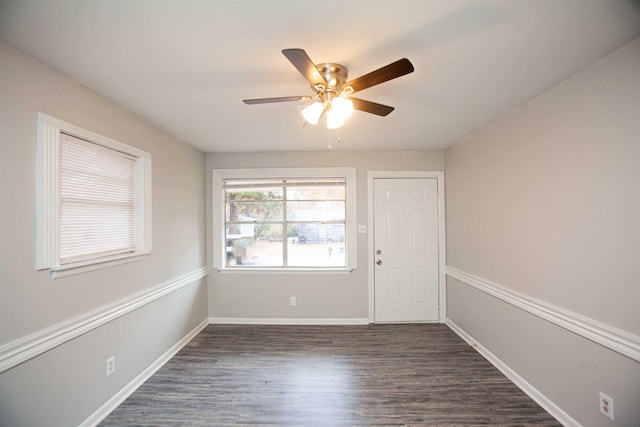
top-left (100, 324), bottom-right (560, 426)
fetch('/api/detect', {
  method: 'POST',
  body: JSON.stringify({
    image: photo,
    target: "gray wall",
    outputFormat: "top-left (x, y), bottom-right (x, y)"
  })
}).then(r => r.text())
top-left (445, 37), bottom-right (640, 426)
top-left (206, 150), bottom-right (444, 320)
top-left (0, 43), bottom-right (208, 426)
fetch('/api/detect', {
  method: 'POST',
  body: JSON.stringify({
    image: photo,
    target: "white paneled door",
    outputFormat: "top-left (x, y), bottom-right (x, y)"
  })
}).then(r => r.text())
top-left (373, 178), bottom-right (439, 322)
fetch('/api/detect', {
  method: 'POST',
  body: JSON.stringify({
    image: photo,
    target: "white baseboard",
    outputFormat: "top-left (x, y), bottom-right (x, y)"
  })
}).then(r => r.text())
top-left (445, 318), bottom-right (580, 427)
top-left (209, 317), bottom-right (369, 325)
top-left (80, 318), bottom-right (210, 427)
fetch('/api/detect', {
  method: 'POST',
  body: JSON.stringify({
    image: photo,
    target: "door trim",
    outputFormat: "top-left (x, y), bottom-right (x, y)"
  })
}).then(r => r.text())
top-left (367, 171), bottom-right (446, 323)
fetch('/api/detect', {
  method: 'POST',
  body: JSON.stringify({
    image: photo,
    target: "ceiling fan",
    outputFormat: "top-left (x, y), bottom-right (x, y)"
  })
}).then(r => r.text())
top-left (243, 48), bottom-right (415, 129)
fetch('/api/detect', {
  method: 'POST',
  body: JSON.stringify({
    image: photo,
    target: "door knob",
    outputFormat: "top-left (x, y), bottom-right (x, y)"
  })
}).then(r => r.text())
top-left (376, 259), bottom-right (382, 265)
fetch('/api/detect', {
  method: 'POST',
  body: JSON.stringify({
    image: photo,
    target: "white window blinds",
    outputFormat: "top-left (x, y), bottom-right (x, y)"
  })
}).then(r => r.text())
top-left (59, 133), bottom-right (137, 264)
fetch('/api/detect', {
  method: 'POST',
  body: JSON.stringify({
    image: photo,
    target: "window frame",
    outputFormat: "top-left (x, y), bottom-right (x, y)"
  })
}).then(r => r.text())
top-left (36, 112), bottom-right (152, 278)
top-left (212, 167), bottom-right (357, 273)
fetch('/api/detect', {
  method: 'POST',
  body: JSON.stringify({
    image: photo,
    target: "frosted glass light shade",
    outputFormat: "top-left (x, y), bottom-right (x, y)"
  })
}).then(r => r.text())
top-left (331, 98), bottom-right (353, 119)
top-left (326, 109), bottom-right (345, 129)
top-left (301, 102), bottom-right (324, 125)
top-left (326, 98), bottom-right (353, 129)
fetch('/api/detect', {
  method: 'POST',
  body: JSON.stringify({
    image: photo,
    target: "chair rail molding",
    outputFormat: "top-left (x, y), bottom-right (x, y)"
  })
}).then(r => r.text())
top-left (446, 265), bottom-right (640, 363)
top-left (0, 266), bottom-right (210, 373)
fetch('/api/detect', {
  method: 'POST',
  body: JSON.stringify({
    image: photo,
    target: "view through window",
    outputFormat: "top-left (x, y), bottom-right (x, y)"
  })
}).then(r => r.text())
top-left (224, 178), bottom-right (346, 268)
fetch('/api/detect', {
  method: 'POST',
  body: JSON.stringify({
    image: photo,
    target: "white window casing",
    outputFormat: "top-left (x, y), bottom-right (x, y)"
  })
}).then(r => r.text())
top-left (36, 113), bottom-right (152, 278)
top-left (212, 168), bottom-right (357, 272)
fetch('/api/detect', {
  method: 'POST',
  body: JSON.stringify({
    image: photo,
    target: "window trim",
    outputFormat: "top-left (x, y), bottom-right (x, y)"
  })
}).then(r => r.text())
top-left (36, 113), bottom-right (152, 278)
top-left (212, 167), bottom-right (357, 272)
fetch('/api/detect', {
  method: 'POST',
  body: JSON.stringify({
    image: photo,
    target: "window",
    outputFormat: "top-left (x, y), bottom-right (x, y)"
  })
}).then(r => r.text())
top-left (213, 168), bottom-right (357, 271)
top-left (37, 113), bottom-right (152, 278)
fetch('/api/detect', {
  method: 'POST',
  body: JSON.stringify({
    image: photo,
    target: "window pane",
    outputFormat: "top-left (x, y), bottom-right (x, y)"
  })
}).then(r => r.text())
top-left (286, 183), bottom-right (345, 201)
top-left (225, 180), bottom-right (283, 201)
top-left (216, 171), bottom-right (354, 270)
top-left (286, 201), bottom-right (345, 221)
top-left (226, 187), bottom-right (283, 201)
top-left (226, 224), bottom-right (283, 267)
top-left (226, 201), bottom-right (284, 222)
top-left (225, 179), bottom-right (284, 191)
top-left (288, 225), bottom-right (345, 267)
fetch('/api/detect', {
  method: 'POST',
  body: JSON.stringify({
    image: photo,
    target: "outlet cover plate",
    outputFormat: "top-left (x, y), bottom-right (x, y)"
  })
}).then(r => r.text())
top-left (599, 392), bottom-right (614, 421)
top-left (106, 356), bottom-right (115, 376)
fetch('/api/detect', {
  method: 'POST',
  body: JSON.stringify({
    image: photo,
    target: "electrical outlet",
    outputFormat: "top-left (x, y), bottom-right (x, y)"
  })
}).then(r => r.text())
top-left (599, 392), bottom-right (614, 421)
top-left (106, 356), bottom-right (115, 377)
top-left (290, 296), bottom-right (296, 307)
top-left (357, 225), bottom-right (367, 234)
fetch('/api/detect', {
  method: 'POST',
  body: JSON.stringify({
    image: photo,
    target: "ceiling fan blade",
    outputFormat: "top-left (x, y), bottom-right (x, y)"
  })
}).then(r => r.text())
top-left (282, 48), bottom-right (327, 87)
top-left (344, 58), bottom-right (414, 94)
top-left (243, 96), bottom-right (310, 105)
top-left (350, 97), bottom-right (395, 116)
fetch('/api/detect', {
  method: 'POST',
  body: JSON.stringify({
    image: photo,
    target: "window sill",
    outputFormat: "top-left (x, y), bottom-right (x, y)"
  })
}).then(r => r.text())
top-left (49, 251), bottom-right (151, 279)
top-left (215, 267), bottom-right (354, 275)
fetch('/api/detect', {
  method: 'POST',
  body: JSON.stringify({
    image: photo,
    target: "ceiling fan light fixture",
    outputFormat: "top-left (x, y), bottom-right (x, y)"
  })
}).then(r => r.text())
top-left (244, 49), bottom-right (415, 134)
top-left (301, 101), bottom-right (324, 125)
top-left (331, 97), bottom-right (353, 120)
top-left (326, 108), bottom-right (345, 129)
top-left (325, 98), bottom-right (353, 129)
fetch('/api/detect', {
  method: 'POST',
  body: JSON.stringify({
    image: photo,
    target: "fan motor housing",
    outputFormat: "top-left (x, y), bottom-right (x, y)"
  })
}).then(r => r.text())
top-left (316, 63), bottom-right (348, 94)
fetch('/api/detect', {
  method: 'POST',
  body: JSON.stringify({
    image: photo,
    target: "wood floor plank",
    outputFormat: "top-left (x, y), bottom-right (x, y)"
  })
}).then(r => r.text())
top-left (100, 324), bottom-right (560, 426)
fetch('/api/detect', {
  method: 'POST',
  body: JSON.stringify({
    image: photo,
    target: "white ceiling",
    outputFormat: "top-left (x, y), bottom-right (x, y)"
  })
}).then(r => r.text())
top-left (1, 0), bottom-right (639, 153)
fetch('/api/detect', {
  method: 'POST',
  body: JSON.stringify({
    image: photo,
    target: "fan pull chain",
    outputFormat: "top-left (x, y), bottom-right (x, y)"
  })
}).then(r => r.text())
top-left (327, 128), bottom-right (344, 150)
